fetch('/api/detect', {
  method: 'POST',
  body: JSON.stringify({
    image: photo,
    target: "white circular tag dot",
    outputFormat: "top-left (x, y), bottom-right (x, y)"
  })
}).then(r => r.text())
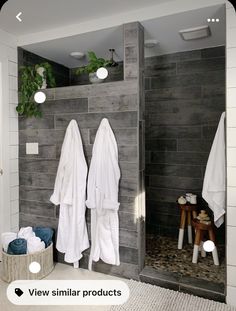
top-left (203, 240), bottom-right (215, 252)
top-left (29, 261), bottom-right (41, 274)
top-left (34, 91), bottom-right (46, 104)
top-left (96, 67), bottom-right (108, 79)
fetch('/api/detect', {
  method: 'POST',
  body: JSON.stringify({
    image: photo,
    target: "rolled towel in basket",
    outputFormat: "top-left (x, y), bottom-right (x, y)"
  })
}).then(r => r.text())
top-left (1, 232), bottom-right (17, 252)
top-left (33, 227), bottom-right (53, 247)
top-left (27, 236), bottom-right (45, 254)
top-left (7, 238), bottom-right (27, 255)
top-left (18, 227), bottom-right (35, 240)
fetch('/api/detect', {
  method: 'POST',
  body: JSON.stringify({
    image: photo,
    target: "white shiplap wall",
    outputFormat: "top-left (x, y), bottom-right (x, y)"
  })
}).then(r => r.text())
top-left (0, 30), bottom-right (19, 233)
top-left (226, 1), bottom-right (236, 306)
top-left (8, 47), bottom-right (19, 232)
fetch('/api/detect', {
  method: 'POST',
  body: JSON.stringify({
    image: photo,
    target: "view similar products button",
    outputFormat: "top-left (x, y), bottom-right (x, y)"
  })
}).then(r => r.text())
top-left (7, 280), bottom-right (130, 305)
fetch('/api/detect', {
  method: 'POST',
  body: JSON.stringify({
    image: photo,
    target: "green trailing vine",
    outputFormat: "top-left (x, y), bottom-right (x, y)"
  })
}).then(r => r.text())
top-left (17, 62), bottom-right (56, 117)
top-left (76, 51), bottom-right (112, 75)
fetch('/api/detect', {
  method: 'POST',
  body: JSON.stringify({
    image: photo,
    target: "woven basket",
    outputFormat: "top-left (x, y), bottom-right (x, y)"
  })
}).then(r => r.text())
top-left (1, 243), bottom-right (54, 283)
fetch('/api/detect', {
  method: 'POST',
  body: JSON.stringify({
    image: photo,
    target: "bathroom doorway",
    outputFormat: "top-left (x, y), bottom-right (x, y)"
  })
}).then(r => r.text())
top-left (141, 4), bottom-right (226, 301)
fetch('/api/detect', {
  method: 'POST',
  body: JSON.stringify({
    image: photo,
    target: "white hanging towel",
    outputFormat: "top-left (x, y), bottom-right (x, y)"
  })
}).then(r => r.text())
top-left (202, 112), bottom-right (226, 227)
top-left (86, 118), bottom-right (120, 270)
top-left (50, 120), bottom-right (89, 268)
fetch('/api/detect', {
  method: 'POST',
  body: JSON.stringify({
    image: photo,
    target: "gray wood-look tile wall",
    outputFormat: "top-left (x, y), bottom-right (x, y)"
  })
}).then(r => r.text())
top-left (19, 80), bottom-right (140, 275)
top-left (19, 22), bottom-right (144, 279)
top-left (145, 46), bottom-right (226, 241)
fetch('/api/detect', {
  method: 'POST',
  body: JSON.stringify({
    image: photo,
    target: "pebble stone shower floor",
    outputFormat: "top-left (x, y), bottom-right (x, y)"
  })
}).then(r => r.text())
top-left (145, 234), bottom-right (225, 284)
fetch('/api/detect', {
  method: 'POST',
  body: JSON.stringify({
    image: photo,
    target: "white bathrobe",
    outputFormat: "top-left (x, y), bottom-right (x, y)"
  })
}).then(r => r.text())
top-left (202, 112), bottom-right (226, 227)
top-left (50, 120), bottom-right (89, 267)
top-left (86, 118), bottom-right (120, 270)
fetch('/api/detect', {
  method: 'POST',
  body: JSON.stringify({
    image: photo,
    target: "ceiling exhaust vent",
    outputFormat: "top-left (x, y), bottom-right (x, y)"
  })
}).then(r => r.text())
top-left (70, 52), bottom-right (85, 59)
top-left (179, 25), bottom-right (211, 40)
top-left (144, 39), bottom-right (159, 48)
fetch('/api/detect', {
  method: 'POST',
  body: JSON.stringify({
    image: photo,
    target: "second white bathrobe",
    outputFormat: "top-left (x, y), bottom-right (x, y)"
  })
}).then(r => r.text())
top-left (86, 118), bottom-right (120, 270)
top-left (50, 120), bottom-right (89, 267)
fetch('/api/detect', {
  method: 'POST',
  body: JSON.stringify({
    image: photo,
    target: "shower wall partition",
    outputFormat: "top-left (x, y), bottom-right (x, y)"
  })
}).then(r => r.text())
top-left (18, 22), bottom-right (145, 279)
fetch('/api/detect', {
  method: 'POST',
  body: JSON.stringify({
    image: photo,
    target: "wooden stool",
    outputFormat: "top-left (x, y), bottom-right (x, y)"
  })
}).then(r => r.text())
top-left (191, 219), bottom-right (219, 265)
top-left (178, 204), bottom-right (197, 249)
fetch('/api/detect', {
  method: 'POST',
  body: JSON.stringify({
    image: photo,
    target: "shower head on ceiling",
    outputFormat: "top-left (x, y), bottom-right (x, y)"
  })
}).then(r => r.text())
top-left (144, 39), bottom-right (159, 48)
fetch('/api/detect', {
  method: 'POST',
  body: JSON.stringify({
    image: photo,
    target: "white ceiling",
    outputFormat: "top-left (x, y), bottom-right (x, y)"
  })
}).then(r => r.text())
top-left (0, 0), bottom-right (169, 35)
top-left (20, 4), bottom-right (225, 68)
top-left (143, 4), bottom-right (225, 58)
top-left (22, 26), bottom-right (124, 68)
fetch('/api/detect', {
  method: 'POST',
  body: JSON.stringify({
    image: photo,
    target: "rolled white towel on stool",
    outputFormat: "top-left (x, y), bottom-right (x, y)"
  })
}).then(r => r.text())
top-left (27, 236), bottom-right (45, 254)
top-left (18, 227), bottom-right (35, 240)
top-left (1, 232), bottom-right (17, 252)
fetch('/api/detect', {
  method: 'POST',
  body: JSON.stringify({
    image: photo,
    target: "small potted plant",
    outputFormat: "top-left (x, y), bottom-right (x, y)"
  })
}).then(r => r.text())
top-left (17, 62), bottom-right (56, 117)
top-left (76, 51), bottom-right (112, 84)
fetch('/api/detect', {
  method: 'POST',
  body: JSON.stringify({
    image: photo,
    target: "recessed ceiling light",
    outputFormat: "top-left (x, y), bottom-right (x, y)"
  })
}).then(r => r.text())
top-left (179, 25), bottom-right (211, 40)
top-left (144, 39), bottom-right (159, 48)
top-left (70, 52), bottom-right (85, 59)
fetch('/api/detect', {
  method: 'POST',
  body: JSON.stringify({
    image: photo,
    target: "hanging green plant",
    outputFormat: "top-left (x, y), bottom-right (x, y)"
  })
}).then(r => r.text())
top-left (17, 62), bottom-right (56, 118)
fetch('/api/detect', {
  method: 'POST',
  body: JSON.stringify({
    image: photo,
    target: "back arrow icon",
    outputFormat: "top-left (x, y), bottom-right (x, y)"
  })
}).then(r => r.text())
top-left (16, 12), bottom-right (22, 22)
